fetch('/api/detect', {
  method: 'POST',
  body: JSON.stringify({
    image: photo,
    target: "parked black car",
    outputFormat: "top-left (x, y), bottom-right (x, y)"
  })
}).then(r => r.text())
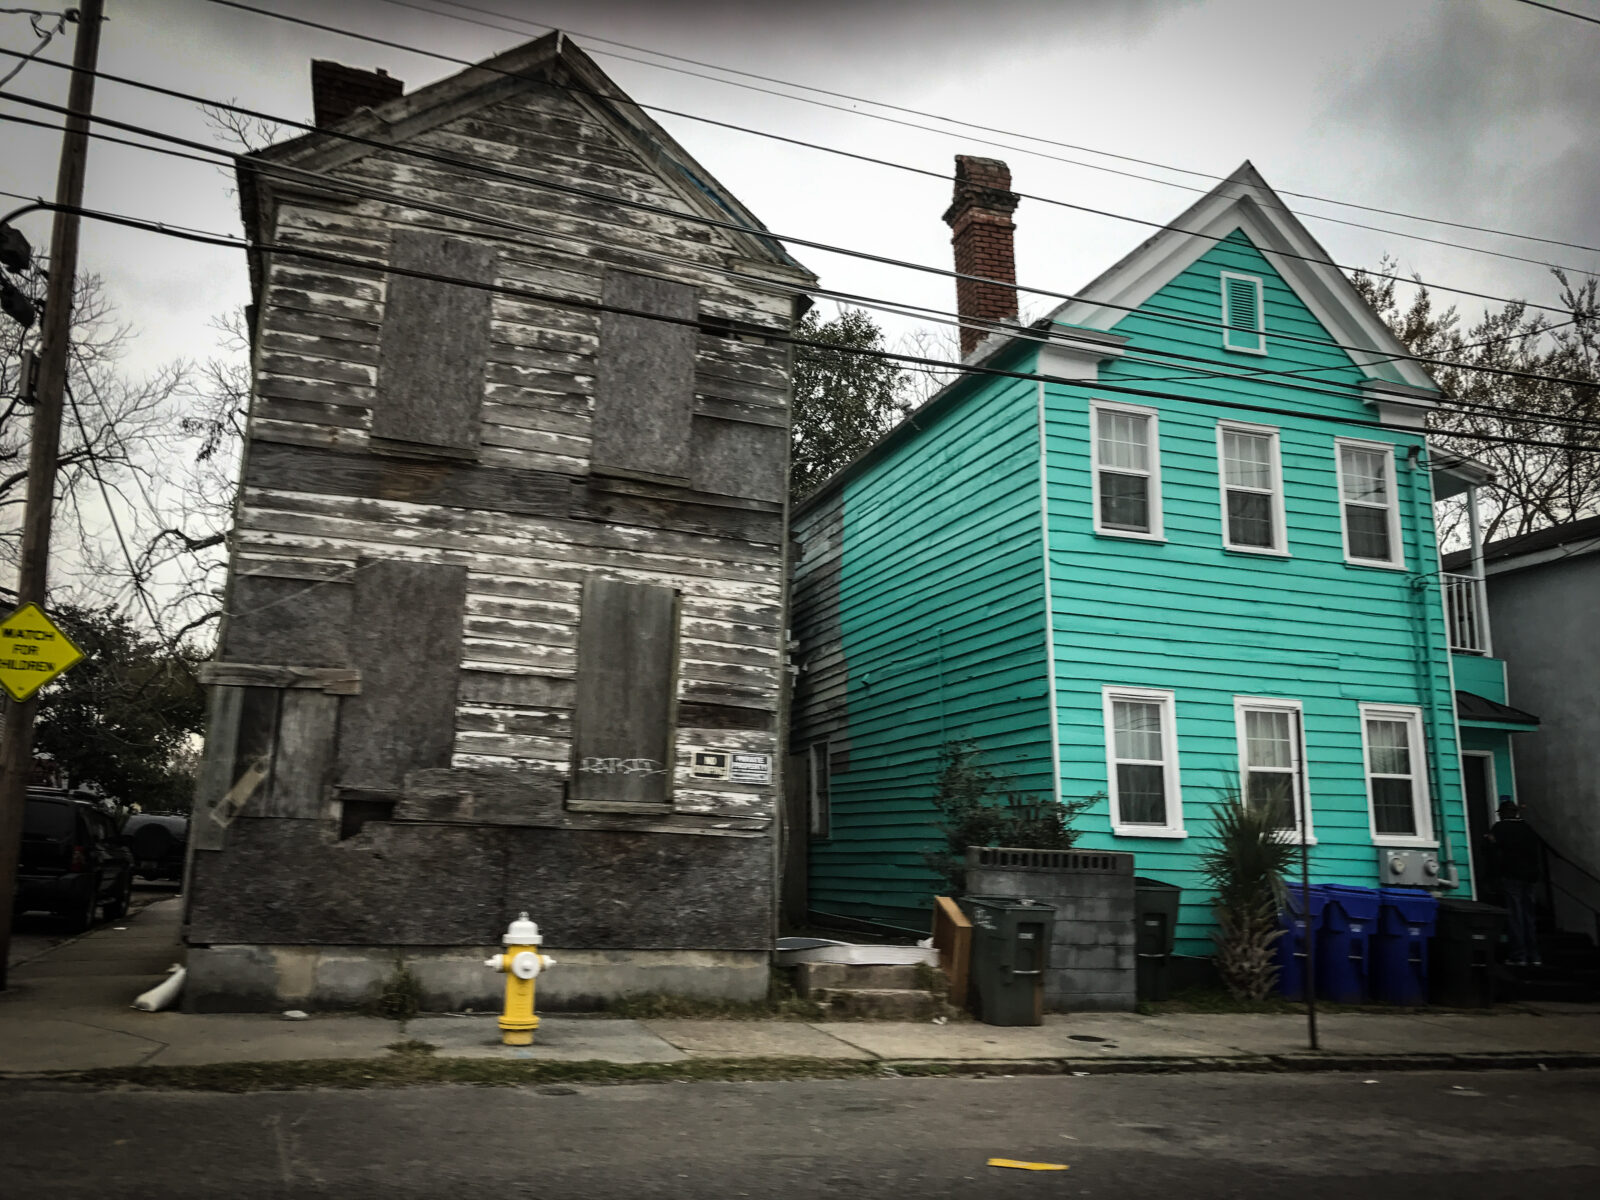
top-left (122, 813), bottom-right (188, 883)
top-left (15, 790), bottom-right (134, 931)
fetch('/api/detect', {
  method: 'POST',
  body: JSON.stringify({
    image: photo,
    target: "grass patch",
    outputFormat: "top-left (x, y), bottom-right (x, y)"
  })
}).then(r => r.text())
top-left (61, 1055), bottom-right (941, 1093)
top-left (385, 1039), bottom-right (437, 1056)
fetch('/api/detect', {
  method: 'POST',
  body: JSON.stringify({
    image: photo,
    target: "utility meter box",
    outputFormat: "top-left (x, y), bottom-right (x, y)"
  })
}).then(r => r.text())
top-left (1378, 848), bottom-right (1442, 889)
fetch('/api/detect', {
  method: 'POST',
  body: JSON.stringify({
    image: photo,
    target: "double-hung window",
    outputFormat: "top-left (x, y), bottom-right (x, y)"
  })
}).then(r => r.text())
top-left (1234, 697), bottom-right (1312, 842)
top-left (1092, 401), bottom-right (1162, 539)
top-left (1360, 704), bottom-right (1434, 845)
top-left (1103, 686), bottom-right (1184, 837)
top-left (1336, 439), bottom-right (1404, 568)
top-left (1218, 422), bottom-right (1286, 553)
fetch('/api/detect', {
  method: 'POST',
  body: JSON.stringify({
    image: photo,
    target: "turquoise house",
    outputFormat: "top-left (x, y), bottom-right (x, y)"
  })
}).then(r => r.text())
top-left (787, 161), bottom-right (1537, 955)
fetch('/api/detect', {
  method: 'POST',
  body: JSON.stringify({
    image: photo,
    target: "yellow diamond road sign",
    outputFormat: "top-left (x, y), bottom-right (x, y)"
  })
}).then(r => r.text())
top-left (0, 603), bottom-right (86, 702)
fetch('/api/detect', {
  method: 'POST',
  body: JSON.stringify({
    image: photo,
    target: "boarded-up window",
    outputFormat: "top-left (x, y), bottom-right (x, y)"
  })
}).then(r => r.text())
top-left (592, 271), bottom-right (698, 484)
top-left (336, 558), bottom-right (468, 792)
top-left (374, 230), bottom-right (497, 457)
top-left (569, 578), bottom-right (680, 806)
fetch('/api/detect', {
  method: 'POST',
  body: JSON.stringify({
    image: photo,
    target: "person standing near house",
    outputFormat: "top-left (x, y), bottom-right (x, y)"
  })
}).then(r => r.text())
top-left (1486, 800), bottom-right (1543, 966)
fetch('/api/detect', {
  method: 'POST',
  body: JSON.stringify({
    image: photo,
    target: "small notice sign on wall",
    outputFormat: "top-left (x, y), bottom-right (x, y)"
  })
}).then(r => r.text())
top-left (728, 753), bottom-right (772, 785)
top-left (689, 750), bottom-right (730, 780)
top-left (687, 749), bottom-right (773, 785)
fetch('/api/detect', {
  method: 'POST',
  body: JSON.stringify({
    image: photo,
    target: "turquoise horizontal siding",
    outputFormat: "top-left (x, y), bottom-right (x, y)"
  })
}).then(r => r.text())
top-left (816, 371), bottom-right (1054, 925)
top-left (1453, 652), bottom-right (1507, 704)
top-left (1044, 229), bottom-right (1468, 955)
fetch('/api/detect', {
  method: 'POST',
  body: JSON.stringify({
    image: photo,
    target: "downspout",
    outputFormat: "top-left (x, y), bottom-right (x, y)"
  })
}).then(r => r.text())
top-left (1405, 444), bottom-right (1459, 890)
top-left (1037, 381), bottom-right (1064, 804)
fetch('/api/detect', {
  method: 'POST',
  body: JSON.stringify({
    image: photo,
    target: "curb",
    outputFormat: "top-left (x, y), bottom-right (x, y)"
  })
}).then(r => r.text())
top-left (882, 1051), bottom-right (1600, 1076)
top-left (5, 1050), bottom-right (1598, 1089)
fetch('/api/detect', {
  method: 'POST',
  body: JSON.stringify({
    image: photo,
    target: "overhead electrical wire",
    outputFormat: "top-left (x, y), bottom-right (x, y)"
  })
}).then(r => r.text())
top-left (3, 105), bottom-right (1597, 443)
top-left (6, 194), bottom-right (1594, 459)
top-left (6, 101), bottom-right (1593, 448)
top-left (2, 64), bottom-right (1595, 396)
top-left (372, 0), bottom-right (1600, 263)
top-left (193, 1), bottom-right (1600, 297)
top-left (1514, 0), bottom-right (1600, 28)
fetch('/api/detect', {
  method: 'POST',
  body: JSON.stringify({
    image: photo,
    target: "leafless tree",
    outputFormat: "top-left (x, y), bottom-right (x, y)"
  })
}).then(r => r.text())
top-left (133, 310), bottom-right (248, 644)
top-left (1352, 261), bottom-right (1600, 548)
top-left (1, 270), bottom-right (186, 612)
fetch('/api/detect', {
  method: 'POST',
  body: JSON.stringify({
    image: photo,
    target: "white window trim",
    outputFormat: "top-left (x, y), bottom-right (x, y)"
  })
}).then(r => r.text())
top-left (1334, 438), bottom-right (1406, 570)
top-left (1359, 703), bottom-right (1437, 848)
top-left (1233, 696), bottom-right (1315, 845)
top-left (1216, 420), bottom-right (1289, 556)
top-left (1220, 271), bottom-right (1267, 355)
top-left (1090, 399), bottom-right (1164, 542)
top-left (1103, 685), bottom-right (1186, 838)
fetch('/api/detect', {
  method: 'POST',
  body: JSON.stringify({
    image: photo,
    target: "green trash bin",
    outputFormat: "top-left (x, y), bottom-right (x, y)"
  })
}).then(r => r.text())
top-left (1134, 877), bottom-right (1182, 1002)
top-left (1429, 898), bottom-right (1507, 1008)
top-left (964, 896), bottom-right (1055, 1026)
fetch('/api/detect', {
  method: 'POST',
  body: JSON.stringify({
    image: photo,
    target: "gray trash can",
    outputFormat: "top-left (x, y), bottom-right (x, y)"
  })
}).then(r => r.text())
top-left (964, 896), bottom-right (1055, 1026)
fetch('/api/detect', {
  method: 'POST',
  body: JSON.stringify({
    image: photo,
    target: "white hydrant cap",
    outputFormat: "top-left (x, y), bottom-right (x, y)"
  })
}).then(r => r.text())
top-left (504, 911), bottom-right (543, 946)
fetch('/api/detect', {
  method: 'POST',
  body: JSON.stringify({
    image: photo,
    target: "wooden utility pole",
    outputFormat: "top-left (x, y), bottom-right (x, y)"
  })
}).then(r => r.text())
top-left (0, 0), bottom-right (105, 989)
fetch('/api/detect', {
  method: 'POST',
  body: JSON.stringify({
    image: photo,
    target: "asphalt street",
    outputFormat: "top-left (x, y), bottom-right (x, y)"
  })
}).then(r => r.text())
top-left (2, 1068), bottom-right (1596, 1199)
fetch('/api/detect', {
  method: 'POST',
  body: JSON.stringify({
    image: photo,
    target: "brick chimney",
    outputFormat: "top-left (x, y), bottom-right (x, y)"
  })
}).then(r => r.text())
top-left (942, 155), bottom-right (1020, 357)
top-left (310, 60), bottom-right (405, 129)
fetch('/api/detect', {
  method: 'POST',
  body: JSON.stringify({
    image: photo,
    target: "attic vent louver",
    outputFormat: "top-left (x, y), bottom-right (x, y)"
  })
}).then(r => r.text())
top-left (1221, 271), bottom-right (1266, 354)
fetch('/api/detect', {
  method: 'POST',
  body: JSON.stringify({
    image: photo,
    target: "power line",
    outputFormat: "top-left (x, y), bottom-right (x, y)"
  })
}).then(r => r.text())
top-left (1515, 0), bottom-right (1600, 27)
top-left (192, 2), bottom-right (1600, 303)
top-left (387, 0), bottom-right (1600, 262)
top-left (5, 105), bottom-right (1598, 442)
top-left (2, 72), bottom-right (1595, 396)
top-left (20, 194), bottom-right (1595, 458)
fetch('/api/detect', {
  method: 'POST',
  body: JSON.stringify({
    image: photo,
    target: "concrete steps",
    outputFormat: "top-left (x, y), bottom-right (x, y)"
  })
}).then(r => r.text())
top-left (793, 962), bottom-right (948, 1019)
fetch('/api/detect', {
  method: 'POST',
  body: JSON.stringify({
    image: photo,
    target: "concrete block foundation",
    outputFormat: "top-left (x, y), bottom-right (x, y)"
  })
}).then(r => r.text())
top-left (967, 846), bottom-right (1138, 1012)
top-left (183, 944), bottom-right (771, 1013)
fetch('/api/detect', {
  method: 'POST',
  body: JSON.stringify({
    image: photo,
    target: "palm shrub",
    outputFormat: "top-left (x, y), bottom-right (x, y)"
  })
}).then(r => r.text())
top-left (1199, 791), bottom-right (1297, 1000)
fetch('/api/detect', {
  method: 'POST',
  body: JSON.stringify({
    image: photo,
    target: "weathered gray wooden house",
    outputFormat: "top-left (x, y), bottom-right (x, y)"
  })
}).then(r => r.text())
top-left (183, 35), bottom-right (814, 1011)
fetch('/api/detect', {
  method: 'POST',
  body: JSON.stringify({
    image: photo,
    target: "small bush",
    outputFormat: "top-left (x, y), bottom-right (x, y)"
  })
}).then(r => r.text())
top-left (923, 740), bottom-right (1097, 893)
top-left (376, 959), bottom-right (423, 1021)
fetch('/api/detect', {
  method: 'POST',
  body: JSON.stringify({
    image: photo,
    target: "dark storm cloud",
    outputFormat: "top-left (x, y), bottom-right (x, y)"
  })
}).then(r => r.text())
top-left (1327, 0), bottom-right (1600, 264)
top-left (328, 0), bottom-right (1199, 89)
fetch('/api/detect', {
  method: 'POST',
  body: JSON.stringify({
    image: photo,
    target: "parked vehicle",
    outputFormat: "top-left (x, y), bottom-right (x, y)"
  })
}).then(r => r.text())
top-left (15, 790), bottom-right (134, 931)
top-left (122, 813), bottom-right (188, 883)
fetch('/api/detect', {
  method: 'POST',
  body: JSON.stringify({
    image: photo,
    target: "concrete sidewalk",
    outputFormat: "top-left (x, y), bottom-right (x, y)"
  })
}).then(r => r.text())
top-left (4, 898), bottom-right (1599, 1076)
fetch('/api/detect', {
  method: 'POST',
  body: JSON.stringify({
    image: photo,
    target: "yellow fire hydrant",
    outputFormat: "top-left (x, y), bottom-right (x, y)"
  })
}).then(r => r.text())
top-left (484, 912), bottom-right (556, 1046)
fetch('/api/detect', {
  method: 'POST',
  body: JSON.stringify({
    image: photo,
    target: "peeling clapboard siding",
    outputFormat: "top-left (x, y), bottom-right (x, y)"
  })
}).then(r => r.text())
top-left (189, 41), bottom-right (812, 957)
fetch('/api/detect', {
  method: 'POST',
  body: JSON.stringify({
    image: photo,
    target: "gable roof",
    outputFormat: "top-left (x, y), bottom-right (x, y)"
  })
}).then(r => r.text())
top-left (794, 161), bottom-right (1444, 517)
top-left (236, 32), bottom-right (814, 299)
top-left (1045, 161), bottom-right (1441, 398)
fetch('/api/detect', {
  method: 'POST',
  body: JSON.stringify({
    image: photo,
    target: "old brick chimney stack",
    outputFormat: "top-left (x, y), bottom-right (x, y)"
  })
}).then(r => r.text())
top-left (942, 155), bottom-right (1020, 357)
top-left (310, 61), bottom-right (405, 129)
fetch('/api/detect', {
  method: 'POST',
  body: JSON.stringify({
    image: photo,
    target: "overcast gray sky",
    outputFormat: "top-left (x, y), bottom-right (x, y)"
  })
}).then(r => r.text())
top-left (3, 0), bottom-right (1597, 380)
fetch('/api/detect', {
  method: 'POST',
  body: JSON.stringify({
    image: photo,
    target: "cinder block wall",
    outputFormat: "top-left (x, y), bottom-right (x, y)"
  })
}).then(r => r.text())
top-left (966, 848), bottom-right (1136, 1012)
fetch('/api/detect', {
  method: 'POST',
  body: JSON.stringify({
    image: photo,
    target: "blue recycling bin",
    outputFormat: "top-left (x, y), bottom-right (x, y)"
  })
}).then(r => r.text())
top-left (1371, 887), bottom-right (1438, 1006)
top-left (1316, 884), bottom-right (1380, 1003)
top-left (1275, 885), bottom-right (1328, 1000)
